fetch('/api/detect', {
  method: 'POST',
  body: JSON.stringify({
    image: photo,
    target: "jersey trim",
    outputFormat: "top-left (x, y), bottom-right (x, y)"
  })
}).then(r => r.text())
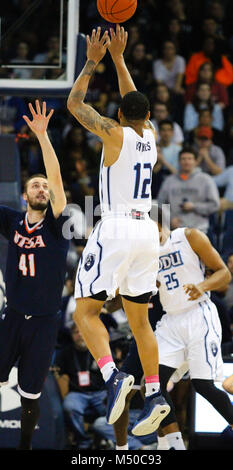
top-left (24, 213), bottom-right (45, 234)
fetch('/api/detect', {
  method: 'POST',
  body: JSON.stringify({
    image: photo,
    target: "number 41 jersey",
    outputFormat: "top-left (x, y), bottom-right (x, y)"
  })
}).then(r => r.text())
top-left (99, 127), bottom-right (157, 215)
top-left (157, 227), bottom-right (210, 314)
top-left (0, 203), bottom-right (69, 316)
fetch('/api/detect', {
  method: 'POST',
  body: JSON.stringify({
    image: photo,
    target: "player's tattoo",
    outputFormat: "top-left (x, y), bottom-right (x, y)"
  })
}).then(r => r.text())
top-left (74, 105), bottom-right (119, 135)
top-left (80, 60), bottom-right (96, 77)
top-left (49, 189), bottom-right (55, 204)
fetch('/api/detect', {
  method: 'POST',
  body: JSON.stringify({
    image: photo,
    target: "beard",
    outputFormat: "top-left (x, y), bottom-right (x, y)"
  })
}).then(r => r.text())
top-left (27, 196), bottom-right (49, 211)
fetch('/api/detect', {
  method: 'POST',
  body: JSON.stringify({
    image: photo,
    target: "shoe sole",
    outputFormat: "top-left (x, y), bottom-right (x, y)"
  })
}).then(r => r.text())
top-left (108, 375), bottom-right (135, 425)
top-left (132, 404), bottom-right (171, 436)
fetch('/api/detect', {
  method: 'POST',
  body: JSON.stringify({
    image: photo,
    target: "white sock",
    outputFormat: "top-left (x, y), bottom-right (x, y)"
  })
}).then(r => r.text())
top-left (165, 432), bottom-right (186, 450)
top-left (116, 444), bottom-right (128, 450)
top-left (100, 362), bottom-right (116, 382)
top-left (145, 382), bottom-right (160, 396)
top-left (157, 436), bottom-right (169, 450)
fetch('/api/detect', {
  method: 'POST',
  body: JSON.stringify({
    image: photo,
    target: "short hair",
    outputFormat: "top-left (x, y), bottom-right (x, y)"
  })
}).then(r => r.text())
top-left (24, 173), bottom-right (47, 192)
top-left (179, 145), bottom-right (198, 160)
top-left (120, 91), bottom-right (150, 121)
top-left (158, 119), bottom-right (174, 130)
top-left (227, 253), bottom-right (233, 261)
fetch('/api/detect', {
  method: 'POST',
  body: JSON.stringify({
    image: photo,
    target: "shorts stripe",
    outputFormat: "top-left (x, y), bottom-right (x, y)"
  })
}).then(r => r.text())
top-left (199, 302), bottom-right (213, 377)
top-left (205, 300), bottom-right (221, 342)
top-left (107, 167), bottom-right (111, 210)
top-left (77, 254), bottom-right (84, 297)
top-left (89, 222), bottom-right (103, 295)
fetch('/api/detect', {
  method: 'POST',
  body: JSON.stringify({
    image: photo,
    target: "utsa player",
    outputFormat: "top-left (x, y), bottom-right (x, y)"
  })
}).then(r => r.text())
top-left (113, 200), bottom-right (233, 449)
top-left (0, 101), bottom-right (69, 449)
top-left (67, 25), bottom-right (170, 434)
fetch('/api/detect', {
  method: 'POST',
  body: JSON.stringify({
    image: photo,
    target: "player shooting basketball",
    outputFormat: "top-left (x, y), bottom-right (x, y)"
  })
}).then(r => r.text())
top-left (67, 25), bottom-right (170, 435)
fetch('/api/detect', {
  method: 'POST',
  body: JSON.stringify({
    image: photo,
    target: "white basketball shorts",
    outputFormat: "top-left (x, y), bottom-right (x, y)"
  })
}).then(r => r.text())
top-left (155, 299), bottom-right (224, 381)
top-left (74, 215), bottom-right (159, 299)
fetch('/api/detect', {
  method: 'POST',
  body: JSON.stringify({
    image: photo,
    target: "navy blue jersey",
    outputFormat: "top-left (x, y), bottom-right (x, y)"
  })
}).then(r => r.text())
top-left (0, 203), bottom-right (69, 316)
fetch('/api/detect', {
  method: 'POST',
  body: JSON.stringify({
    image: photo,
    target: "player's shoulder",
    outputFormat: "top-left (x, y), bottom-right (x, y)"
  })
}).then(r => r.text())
top-left (143, 120), bottom-right (157, 138)
top-left (0, 205), bottom-right (22, 221)
top-left (184, 227), bottom-right (209, 246)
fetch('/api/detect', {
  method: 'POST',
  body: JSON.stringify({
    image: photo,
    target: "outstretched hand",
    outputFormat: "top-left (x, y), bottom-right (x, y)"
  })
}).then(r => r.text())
top-left (23, 100), bottom-right (54, 136)
top-left (86, 27), bottom-right (110, 64)
top-left (108, 24), bottom-right (128, 61)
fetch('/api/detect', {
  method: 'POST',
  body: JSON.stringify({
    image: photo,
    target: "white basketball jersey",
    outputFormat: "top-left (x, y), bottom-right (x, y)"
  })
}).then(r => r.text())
top-left (99, 127), bottom-right (157, 215)
top-left (157, 228), bottom-right (210, 314)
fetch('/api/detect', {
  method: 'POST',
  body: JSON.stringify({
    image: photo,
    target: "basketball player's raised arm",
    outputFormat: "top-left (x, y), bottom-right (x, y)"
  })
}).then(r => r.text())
top-left (108, 25), bottom-right (156, 135)
top-left (183, 228), bottom-right (231, 300)
top-left (67, 27), bottom-right (121, 142)
top-left (108, 24), bottom-right (137, 97)
top-left (23, 101), bottom-right (66, 218)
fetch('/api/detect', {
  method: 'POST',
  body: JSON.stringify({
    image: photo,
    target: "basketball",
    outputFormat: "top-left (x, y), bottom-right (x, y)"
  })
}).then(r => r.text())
top-left (97, 0), bottom-right (137, 23)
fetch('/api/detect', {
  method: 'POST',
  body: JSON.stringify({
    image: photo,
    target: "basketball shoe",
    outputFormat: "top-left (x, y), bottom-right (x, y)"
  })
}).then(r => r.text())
top-left (106, 369), bottom-right (134, 425)
top-left (132, 392), bottom-right (170, 435)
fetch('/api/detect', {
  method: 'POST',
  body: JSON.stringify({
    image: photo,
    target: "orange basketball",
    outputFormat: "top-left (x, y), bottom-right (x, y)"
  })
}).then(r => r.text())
top-left (97, 0), bottom-right (137, 23)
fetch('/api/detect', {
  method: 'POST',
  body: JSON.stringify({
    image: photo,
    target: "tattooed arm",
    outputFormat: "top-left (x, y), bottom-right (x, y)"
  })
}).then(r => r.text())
top-left (67, 28), bottom-right (122, 143)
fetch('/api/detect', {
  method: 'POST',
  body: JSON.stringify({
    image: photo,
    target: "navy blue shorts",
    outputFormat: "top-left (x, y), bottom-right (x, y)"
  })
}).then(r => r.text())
top-left (0, 308), bottom-right (60, 398)
top-left (121, 338), bottom-right (143, 387)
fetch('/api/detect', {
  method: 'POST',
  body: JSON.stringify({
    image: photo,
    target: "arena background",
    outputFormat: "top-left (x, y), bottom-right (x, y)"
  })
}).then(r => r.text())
top-left (0, 0), bottom-right (233, 450)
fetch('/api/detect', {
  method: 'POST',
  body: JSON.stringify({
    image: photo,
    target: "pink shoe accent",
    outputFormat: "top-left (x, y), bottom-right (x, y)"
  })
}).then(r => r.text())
top-left (145, 375), bottom-right (159, 383)
top-left (97, 355), bottom-right (114, 369)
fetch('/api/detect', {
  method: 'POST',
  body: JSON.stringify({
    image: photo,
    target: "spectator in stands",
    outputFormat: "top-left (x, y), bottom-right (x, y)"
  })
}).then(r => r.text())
top-left (162, 17), bottom-right (190, 60)
top-left (188, 108), bottom-right (224, 148)
top-left (69, 157), bottom-right (98, 214)
top-left (55, 323), bottom-right (106, 449)
top-left (10, 41), bottom-right (32, 79)
top-left (156, 119), bottom-right (181, 174)
top-left (152, 40), bottom-right (185, 95)
top-left (185, 36), bottom-right (233, 87)
top-left (123, 24), bottom-right (141, 61)
top-left (213, 166), bottom-right (233, 212)
top-left (198, 17), bottom-right (227, 50)
top-left (194, 126), bottom-right (226, 175)
top-left (223, 254), bottom-right (233, 313)
top-left (149, 83), bottom-right (184, 126)
top-left (184, 83), bottom-right (224, 132)
top-left (158, 145), bottom-right (220, 233)
top-left (185, 62), bottom-right (229, 108)
top-left (126, 42), bottom-right (153, 92)
top-left (0, 96), bottom-right (28, 134)
top-left (151, 101), bottom-right (184, 145)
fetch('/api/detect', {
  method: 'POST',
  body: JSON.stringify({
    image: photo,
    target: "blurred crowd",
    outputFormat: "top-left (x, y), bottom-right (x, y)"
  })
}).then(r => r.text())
top-left (1, 0), bottom-right (233, 449)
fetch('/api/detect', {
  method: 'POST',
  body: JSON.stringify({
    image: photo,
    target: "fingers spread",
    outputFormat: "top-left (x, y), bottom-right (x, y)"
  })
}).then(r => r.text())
top-left (28, 102), bottom-right (36, 117)
top-left (35, 99), bottom-right (41, 115)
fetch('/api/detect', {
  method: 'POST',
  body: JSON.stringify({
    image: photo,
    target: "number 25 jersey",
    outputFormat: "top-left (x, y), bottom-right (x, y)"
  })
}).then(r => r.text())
top-left (157, 227), bottom-right (210, 314)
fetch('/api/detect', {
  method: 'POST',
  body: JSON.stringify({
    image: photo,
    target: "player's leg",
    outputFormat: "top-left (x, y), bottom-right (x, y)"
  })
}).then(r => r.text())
top-left (19, 397), bottom-right (40, 450)
top-left (188, 301), bottom-right (233, 428)
top-left (113, 337), bottom-right (143, 449)
top-left (17, 312), bottom-right (61, 449)
top-left (121, 296), bottom-right (170, 436)
top-left (73, 296), bottom-right (111, 363)
top-left (73, 296), bottom-right (134, 425)
top-left (191, 378), bottom-right (233, 427)
top-left (159, 364), bottom-right (187, 450)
